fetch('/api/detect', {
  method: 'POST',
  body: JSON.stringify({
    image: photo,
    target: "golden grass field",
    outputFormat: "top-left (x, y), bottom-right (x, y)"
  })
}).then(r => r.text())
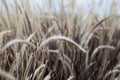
top-left (0, 0), bottom-right (120, 80)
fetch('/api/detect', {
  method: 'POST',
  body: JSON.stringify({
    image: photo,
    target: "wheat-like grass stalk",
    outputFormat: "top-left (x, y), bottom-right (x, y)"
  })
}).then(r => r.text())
top-left (81, 15), bottom-right (113, 46)
top-left (91, 15), bottom-right (113, 33)
top-left (85, 27), bottom-right (110, 47)
top-left (37, 36), bottom-right (87, 54)
top-left (1, 39), bottom-right (36, 53)
top-left (24, 53), bottom-right (33, 79)
top-left (91, 45), bottom-right (115, 59)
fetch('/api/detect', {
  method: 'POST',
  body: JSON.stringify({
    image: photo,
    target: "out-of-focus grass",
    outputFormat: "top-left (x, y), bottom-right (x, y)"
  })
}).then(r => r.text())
top-left (0, 0), bottom-right (120, 80)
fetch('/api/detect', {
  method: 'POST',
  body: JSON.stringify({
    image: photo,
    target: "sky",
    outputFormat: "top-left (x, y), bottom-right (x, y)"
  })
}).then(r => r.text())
top-left (0, 0), bottom-right (120, 15)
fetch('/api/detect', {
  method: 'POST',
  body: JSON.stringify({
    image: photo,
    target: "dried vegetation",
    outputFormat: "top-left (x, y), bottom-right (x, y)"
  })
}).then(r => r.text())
top-left (0, 0), bottom-right (120, 80)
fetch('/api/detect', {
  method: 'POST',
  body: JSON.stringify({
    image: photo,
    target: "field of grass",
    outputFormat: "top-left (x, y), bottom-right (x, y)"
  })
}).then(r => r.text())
top-left (0, 0), bottom-right (120, 80)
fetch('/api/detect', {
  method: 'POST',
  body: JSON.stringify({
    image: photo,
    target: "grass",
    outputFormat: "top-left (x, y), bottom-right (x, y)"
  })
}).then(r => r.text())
top-left (0, 0), bottom-right (120, 80)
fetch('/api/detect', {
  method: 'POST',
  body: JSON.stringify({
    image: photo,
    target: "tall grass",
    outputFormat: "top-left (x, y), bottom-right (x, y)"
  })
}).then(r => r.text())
top-left (0, 0), bottom-right (120, 80)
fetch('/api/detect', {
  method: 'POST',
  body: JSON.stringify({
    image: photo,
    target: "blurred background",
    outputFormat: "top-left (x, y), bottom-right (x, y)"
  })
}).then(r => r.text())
top-left (0, 0), bottom-right (120, 16)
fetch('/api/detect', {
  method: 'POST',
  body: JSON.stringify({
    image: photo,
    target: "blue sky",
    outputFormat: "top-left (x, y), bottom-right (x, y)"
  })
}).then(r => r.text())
top-left (0, 0), bottom-right (120, 15)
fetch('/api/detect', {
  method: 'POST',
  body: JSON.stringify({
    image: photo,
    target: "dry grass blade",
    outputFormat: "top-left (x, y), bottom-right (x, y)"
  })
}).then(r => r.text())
top-left (85, 62), bottom-right (95, 70)
top-left (43, 26), bottom-right (55, 40)
top-left (91, 45), bottom-right (115, 59)
top-left (21, 32), bottom-right (36, 54)
top-left (48, 49), bottom-right (72, 74)
top-left (81, 15), bottom-right (113, 46)
top-left (114, 64), bottom-right (120, 69)
top-left (43, 72), bottom-right (52, 80)
top-left (25, 11), bottom-right (33, 33)
top-left (60, 57), bottom-right (73, 74)
top-left (1, 39), bottom-right (36, 53)
top-left (26, 74), bottom-right (33, 80)
top-left (103, 69), bottom-right (120, 80)
top-left (85, 27), bottom-right (110, 47)
top-left (48, 49), bottom-right (71, 66)
top-left (24, 53), bottom-right (33, 79)
top-left (48, 49), bottom-right (59, 53)
top-left (67, 75), bottom-right (75, 80)
top-left (32, 64), bottom-right (45, 80)
top-left (26, 32), bottom-right (36, 41)
top-left (9, 52), bottom-right (20, 76)
top-left (91, 15), bottom-right (113, 33)
top-left (37, 61), bottom-right (48, 80)
top-left (0, 69), bottom-right (16, 80)
top-left (37, 36), bottom-right (87, 53)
